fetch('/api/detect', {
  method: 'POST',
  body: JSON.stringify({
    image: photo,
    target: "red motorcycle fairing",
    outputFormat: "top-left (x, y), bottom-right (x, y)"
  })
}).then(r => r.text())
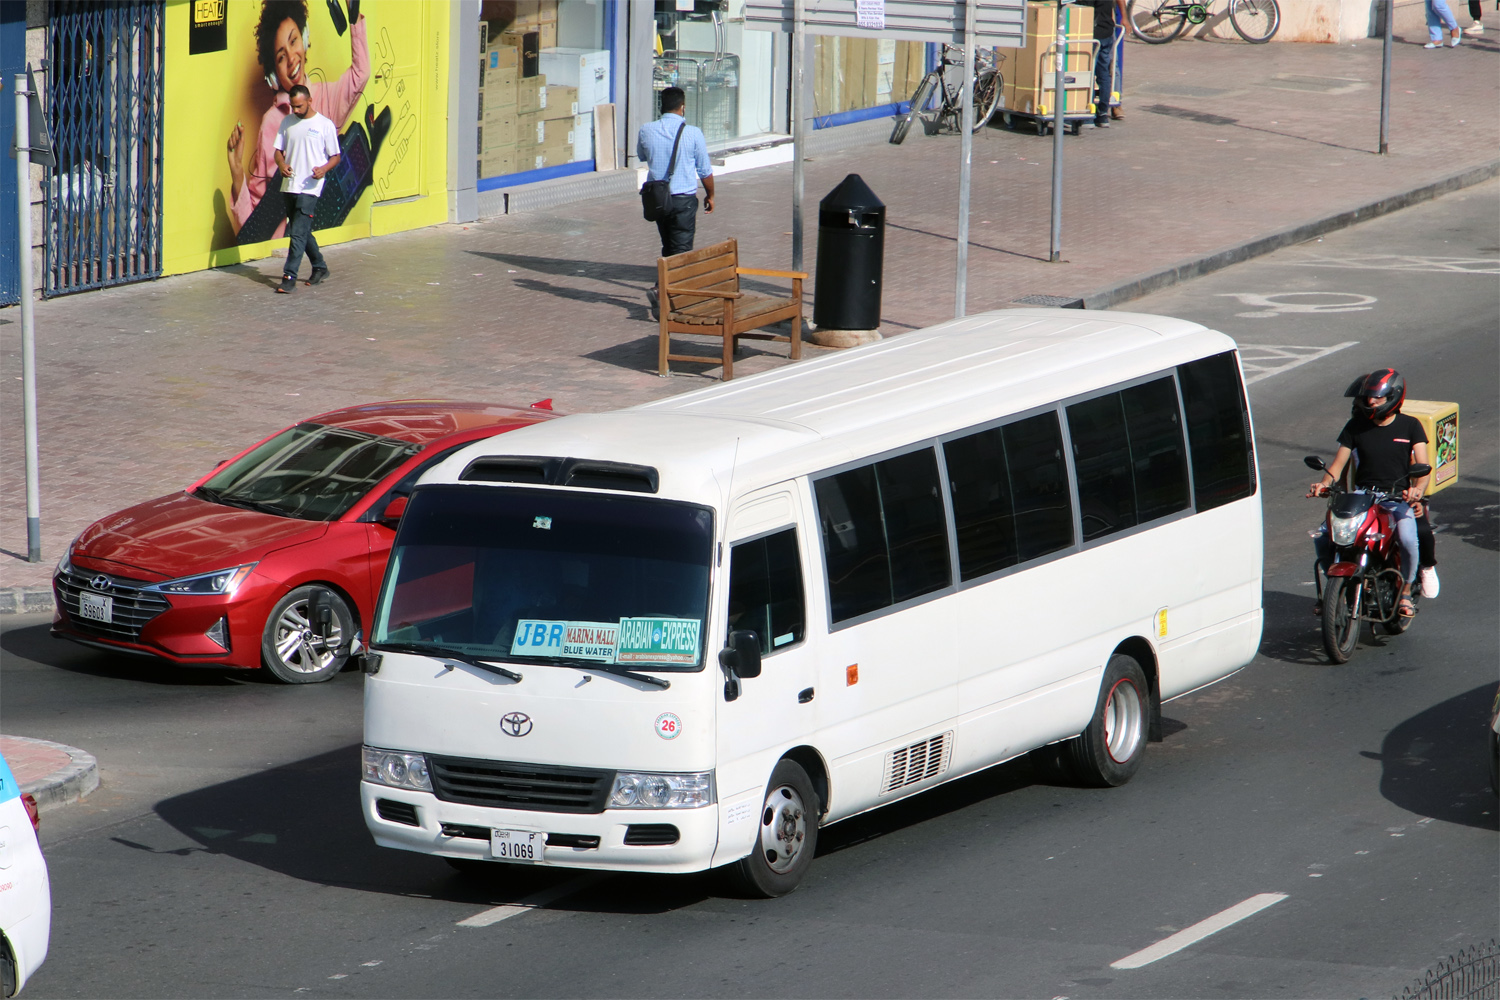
top-left (1326, 563), bottom-right (1359, 577)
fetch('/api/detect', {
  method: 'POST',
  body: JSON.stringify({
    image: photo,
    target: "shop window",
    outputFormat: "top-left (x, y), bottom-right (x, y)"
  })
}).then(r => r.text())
top-left (813, 37), bottom-right (927, 119)
top-left (653, 0), bottom-right (775, 146)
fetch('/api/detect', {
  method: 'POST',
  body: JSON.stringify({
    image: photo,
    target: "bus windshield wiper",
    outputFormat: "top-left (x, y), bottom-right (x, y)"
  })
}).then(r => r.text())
top-left (370, 642), bottom-right (523, 682)
top-left (564, 660), bottom-right (671, 690)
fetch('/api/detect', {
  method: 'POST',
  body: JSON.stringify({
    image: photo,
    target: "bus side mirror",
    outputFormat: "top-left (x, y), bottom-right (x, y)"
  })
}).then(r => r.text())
top-left (1303, 456), bottom-right (1326, 471)
top-left (719, 630), bottom-right (762, 679)
top-left (380, 495), bottom-right (408, 524)
top-left (1408, 463), bottom-right (1432, 479)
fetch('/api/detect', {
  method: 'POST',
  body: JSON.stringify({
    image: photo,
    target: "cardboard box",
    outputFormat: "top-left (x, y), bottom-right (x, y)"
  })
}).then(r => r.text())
top-left (537, 47), bottom-right (610, 111)
top-left (497, 30), bottom-right (541, 77)
top-left (571, 111), bottom-right (593, 163)
top-left (517, 76), bottom-right (548, 115)
top-left (541, 86), bottom-right (577, 120)
top-left (1002, 2), bottom-right (1096, 117)
top-left (481, 145), bottom-right (517, 179)
top-left (483, 72), bottom-right (518, 114)
top-left (522, 146), bottom-right (573, 171)
top-left (480, 115), bottom-right (517, 150)
top-left (1403, 399), bottom-right (1461, 494)
top-left (517, 113), bottom-right (573, 149)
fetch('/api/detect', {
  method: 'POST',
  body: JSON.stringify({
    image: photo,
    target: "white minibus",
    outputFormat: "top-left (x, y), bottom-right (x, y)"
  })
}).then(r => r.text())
top-left (361, 308), bottom-right (1262, 896)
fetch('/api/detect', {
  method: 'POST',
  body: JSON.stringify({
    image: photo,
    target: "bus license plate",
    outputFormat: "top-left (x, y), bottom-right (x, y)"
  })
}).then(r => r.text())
top-left (79, 591), bottom-right (113, 624)
top-left (490, 828), bottom-right (542, 863)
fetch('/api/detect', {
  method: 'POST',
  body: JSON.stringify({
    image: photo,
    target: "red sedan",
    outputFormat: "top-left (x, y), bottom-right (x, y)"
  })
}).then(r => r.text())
top-left (51, 400), bottom-right (557, 683)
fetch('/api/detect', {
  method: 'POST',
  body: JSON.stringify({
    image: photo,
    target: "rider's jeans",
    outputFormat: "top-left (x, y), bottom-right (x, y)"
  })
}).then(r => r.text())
top-left (1313, 499), bottom-right (1419, 584)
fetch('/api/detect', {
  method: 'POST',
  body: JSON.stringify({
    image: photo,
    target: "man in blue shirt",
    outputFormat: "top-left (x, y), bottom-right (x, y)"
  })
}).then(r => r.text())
top-left (637, 87), bottom-right (715, 266)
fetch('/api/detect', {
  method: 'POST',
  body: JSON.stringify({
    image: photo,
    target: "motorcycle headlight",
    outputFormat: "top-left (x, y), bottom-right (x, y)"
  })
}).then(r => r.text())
top-left (362, 746), bottom-right (433, 792)
top-left (142, 563), bottom-right (257, 596)
top-left (609, 771), bottom-right (715, 809)
top-left (1329, 514), bottom-right (1362, 547)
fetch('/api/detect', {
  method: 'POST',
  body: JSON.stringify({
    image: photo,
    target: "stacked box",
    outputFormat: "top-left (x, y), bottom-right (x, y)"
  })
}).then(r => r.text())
top-left (537, 48), bottom-right (610, 112)
top-left (541, 85), bottom-right (578, 121)
top-left (1001, 3), bottom-right (1097, 118)
top-left (517, 75), bottom-right (548, 115)
top-left (571, 111), bottom-right (594, 163)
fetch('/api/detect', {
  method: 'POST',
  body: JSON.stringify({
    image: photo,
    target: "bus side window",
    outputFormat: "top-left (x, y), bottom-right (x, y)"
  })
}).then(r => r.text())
top-left (1178, 352), bottom-right (1257, 510)
top-left (1121, 377), bottom-right (1191, 522)
top-left (727, 528), bottom-right (806, 655)
top-left (1068, 376), bottom-right (1189, 542)
top-left (815, 449), bottom-right (951, 624)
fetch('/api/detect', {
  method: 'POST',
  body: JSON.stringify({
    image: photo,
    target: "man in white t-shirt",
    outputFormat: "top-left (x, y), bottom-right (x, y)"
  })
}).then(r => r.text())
top-left (273, 84), bottom-right (341, 293)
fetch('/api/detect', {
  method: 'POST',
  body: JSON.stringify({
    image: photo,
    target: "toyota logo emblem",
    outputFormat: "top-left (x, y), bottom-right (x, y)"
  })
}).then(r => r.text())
top-left (500, 712), bottom-right (533, 737)
top-left (90, 575), bottom-right (111, 591)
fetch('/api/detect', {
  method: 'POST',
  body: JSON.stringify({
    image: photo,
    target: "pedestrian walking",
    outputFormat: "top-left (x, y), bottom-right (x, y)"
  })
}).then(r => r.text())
top-left (1423, 0), bottom-right (1462, 46)
top-left (273, 83), bottom-right (341, 293)
top-left (1082, 0), bottom-right (1125, 128)
top-left (636, 87), bottom-right (714, 316)
top-left (1465, 0), bottom-right (1494, 33)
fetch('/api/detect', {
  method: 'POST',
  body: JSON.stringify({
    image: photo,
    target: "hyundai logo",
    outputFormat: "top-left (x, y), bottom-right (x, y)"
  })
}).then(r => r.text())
top-left (90, 575), bottom-right (111, 591)
top-left (500, 712), bottom-right (533, 737)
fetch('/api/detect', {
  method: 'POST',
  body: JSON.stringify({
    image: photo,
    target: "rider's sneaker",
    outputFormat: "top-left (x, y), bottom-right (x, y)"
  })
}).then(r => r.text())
top-left (1419, 566), bottom-right (1440, 599)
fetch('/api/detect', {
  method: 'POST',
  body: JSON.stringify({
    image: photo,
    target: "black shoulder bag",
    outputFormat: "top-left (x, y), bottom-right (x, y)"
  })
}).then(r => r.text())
top-left (640, 123), bottom-right (686, 222)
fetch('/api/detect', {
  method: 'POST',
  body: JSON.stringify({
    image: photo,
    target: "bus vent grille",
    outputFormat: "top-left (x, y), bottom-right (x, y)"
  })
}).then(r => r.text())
top-left (881, 731), bottom-right (953, 794)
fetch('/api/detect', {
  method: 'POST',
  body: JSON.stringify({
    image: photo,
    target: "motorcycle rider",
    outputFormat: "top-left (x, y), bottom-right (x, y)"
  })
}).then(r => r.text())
top-left (1307, 369), bottom-right (1431, 619)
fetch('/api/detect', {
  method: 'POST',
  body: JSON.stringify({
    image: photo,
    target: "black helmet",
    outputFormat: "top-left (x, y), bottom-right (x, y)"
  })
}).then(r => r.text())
top-left (1343, 368), bottom-right (1405, 421)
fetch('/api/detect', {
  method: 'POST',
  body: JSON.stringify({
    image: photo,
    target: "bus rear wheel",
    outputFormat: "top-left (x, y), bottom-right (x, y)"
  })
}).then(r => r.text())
top-left (1063, 654), bottom-right (1149, 787)
top-left (725, 759), bottom-right (819, 898)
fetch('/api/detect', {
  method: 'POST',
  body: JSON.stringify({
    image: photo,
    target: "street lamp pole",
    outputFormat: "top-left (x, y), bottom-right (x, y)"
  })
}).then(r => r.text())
top-left (15, 72), bottom-right (40, 562)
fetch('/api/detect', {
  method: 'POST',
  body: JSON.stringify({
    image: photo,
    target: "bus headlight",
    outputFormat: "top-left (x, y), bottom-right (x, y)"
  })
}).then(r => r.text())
top-left (362, 746), bottom-right (432, 792)
top-left (609, 771), bottom-right (714, 809)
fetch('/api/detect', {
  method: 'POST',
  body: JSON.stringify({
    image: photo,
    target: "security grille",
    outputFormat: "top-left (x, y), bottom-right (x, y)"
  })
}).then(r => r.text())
top-left (881, 731), bottom-right (953, 794)
top-left (45, 0), bottom-right (164, 297)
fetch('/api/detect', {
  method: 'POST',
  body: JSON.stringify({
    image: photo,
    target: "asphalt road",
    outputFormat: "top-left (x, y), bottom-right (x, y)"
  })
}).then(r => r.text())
top-left (3, 181), bottom-right (1496, 999)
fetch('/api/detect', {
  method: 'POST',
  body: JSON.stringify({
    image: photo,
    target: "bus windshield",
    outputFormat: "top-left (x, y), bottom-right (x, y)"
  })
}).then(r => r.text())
top-left (373, 485), bottom-right (715, 670)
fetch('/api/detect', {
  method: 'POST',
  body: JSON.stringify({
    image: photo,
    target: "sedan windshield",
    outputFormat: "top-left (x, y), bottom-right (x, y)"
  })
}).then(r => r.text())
top-left (374, 485), bottom-right (714, 670)
top-left (199, 423), bottom-right (418, 521)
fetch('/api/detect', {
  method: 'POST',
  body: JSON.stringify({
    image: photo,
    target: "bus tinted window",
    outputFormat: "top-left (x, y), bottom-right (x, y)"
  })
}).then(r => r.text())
top-left (727, 528), bottom-right (806, 654)
top-left (1068, 393), bottom-right (1136, 541)
top-left (1178, 352), bottom-right (1256, 510)
top-left (945, 411), bottom-right (1072, 580)
top-left (816, 449), bottom-right (951, 624)
top-left (1122, 377), bottom-right (1191, 522)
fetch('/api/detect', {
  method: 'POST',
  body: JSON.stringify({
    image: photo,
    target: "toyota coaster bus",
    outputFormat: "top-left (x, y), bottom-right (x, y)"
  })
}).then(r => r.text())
top-left (360, 308), bottom-right (1263, 896)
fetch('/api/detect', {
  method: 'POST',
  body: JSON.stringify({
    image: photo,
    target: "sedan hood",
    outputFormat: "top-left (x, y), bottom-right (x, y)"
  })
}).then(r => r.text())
top-left (73, 492), bottom-right (328, 579)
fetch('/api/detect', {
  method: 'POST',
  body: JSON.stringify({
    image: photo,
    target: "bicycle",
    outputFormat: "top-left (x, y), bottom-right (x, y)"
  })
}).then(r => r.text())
top-left (1126, 0), bottom-right (1281, 44)
top-left (890, 45), bottom-right (1004, 145)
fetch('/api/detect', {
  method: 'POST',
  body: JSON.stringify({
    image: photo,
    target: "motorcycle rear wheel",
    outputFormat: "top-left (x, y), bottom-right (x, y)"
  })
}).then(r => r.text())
top-left (1321, 576), bottom-right (1360, 663)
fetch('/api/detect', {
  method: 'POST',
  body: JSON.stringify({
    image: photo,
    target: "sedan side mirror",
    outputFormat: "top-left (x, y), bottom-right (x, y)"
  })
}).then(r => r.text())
top-left (1408, 463), bottom-right (1432, 480)
top-left (379, 495), bottom-right (409, 524)
top-left (1303, 455), bottom-right (1326, 471)
top-left (719, 629), bottom-right (762, 679)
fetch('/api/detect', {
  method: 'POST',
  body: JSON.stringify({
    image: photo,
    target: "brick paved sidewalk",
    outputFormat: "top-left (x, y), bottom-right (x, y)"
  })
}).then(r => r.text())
top-left (1, 31), bottom-right (1496, 598)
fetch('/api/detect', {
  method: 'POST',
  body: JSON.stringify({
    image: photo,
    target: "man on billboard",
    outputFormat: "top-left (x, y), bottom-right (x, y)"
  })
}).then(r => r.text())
top-left (226, 0), bottom-right (368, 240)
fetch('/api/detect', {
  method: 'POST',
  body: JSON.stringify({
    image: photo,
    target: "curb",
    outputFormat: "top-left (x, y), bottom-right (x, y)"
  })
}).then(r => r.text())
top-left (0, 586), bottom-right (54, 615)
top-left (1, 735), bottom-right (99, 813)
top-left (1083, 160), bottom-right (1500, 310)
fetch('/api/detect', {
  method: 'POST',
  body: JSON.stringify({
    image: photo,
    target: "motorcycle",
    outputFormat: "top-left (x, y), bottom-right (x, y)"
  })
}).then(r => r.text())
top-left (1304, 456), bottom-right (1432, 664)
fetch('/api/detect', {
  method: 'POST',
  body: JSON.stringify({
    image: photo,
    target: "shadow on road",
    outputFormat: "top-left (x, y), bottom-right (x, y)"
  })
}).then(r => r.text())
top-left (0, 619), bottom-right (248, 686)
top-left (1431, 485), bottom-right (1499, 553)
top-left (1360, 683), bottom-right (1499, 831)
top-left (1257, 589), bottom-right (1331, 666)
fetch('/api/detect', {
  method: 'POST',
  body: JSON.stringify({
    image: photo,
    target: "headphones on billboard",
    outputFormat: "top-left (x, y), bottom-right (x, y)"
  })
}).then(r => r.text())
top-left (265, 25), bottom-right (311, 90)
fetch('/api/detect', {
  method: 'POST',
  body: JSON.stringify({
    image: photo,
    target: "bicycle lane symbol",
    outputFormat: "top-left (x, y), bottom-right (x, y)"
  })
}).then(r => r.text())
top-left (1218, 291), bottom-right (1377, 318)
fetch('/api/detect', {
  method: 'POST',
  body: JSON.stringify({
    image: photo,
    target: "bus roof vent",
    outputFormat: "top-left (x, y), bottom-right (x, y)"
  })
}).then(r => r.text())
top-left (460, 456), bottom-right (562, 484)
top-left (881, 731), bottom-right (952, 795)
top-left (559, 459), bottom-right (659, 494)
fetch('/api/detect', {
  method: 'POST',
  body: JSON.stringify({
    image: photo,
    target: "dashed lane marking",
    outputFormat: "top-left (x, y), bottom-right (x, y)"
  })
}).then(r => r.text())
top-left (1239, 341), bottom-right (1358, 384)
top-left (456, 873), bottom-right (604, 928)
top-left (1110, 892), bottom-right (1289, 970)
top-left (1292, 254), bottom-right (1499, 275)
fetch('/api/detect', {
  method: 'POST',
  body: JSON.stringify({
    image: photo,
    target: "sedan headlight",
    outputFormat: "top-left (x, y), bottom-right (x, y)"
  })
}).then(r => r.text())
top-left (609, 771), bottom-right (714, 809)
top-left (55, 543), bottom-right (75, 577)
top-left (142, 563), bottom-right (257, 596)
top-left (1329, 514), bottom-right (1363, 547)
top-left (362, 746), bottom-right (432, 791)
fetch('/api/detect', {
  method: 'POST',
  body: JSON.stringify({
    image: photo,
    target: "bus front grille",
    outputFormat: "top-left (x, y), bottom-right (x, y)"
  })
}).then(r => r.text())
top-left (428, 756), bottom-right (615, 814)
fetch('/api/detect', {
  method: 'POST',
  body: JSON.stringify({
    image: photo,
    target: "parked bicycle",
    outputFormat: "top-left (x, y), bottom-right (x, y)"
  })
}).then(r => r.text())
top-left (890, 44), bottom-right (1003, 145)
top-left (1126, 0), bottom-right (1281, 44)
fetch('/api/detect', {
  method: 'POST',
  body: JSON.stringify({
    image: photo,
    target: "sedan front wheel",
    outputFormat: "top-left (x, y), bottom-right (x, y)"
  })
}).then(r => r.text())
top-left (261, 585), bottom-right (354, 684)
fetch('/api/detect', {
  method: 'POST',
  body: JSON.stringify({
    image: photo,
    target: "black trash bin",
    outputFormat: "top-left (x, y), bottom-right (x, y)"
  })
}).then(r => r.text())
top-left (814, 174), bottom-right (885, 332)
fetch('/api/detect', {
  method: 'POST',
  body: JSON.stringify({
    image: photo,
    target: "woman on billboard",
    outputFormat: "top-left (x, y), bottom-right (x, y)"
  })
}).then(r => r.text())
top-left (226, 0), bottom-right (369, 239)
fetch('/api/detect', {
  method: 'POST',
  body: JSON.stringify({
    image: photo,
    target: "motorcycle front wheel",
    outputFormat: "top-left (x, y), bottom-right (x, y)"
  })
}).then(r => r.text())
top-left (1321, 576), bottom-right (1360, 663)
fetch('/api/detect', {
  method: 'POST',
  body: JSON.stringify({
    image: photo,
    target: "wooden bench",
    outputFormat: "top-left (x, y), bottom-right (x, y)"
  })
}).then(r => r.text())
top-left (658, 238), bottom-right (805, 381)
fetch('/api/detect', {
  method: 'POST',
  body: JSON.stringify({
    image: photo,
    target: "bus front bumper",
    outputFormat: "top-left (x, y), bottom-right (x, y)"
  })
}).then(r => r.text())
top-left (361, 782), bottom-right (723, 874)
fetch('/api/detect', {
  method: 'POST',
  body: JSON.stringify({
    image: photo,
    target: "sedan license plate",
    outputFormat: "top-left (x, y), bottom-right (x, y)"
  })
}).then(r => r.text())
top-left (490, 828), bottom-right (543, 863)
top-left (79, 591), bottom-right (113, 624)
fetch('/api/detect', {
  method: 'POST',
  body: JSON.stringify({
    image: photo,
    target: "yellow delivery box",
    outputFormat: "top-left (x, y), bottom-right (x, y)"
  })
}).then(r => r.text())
top-left (1401, 400), bottom-right (1459, 494)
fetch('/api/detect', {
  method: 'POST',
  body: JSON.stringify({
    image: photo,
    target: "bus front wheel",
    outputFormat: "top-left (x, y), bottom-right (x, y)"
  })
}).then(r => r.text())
top-left (726, 759), bottom-right (820, 898)
top-left (1063, 654), bottom-right (1149, 787)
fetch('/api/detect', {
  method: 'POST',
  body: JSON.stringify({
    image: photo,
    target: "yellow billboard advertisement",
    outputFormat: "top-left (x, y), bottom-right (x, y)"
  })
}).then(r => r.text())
top-left (163, 0), bottom-right (450, 276)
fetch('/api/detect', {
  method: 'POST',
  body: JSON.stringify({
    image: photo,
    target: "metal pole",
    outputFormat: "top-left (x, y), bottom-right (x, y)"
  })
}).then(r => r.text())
top-left (1049, 4), bottom-right (1065, 263)
top-left (1378, 0), bottom-right (1393, 155)
top-left (15, 74), bottom-right (40, 562)
top-left (955, 0), bottom-right (976, 318)
top-left (791, 0), bottom-right (807, 271)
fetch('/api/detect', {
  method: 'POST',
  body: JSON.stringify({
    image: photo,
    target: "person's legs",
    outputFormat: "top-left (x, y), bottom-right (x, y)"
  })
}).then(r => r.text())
top-left (1092, 35), bottom-right (1114, 125)
top-left (283, 193), bottom-right (308, 278)
top-left (1312, 525), bottom-right (1334, 613)
top-left (1415, 505), bottom-right (1440, 597)
top-left (1432, 0), bottom-right (1461, 37)
top-left (297, 194), bottom-right (327, 277)
top-left (1385, 503), bottom-right (1420, 614)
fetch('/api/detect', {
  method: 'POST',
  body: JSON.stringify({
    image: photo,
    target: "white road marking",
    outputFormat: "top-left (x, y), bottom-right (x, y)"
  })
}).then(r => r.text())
top-left (1239, 341), bottom-right (1358, 384)
top-left (1219, 292), bottom-right (1377, 318)
top-left (1293, 254), bottom-right (1500, 275)
top-left (1110, 893), bottom-right (1288, 970)
top-left (456, 873), bottom-right (603, 928)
